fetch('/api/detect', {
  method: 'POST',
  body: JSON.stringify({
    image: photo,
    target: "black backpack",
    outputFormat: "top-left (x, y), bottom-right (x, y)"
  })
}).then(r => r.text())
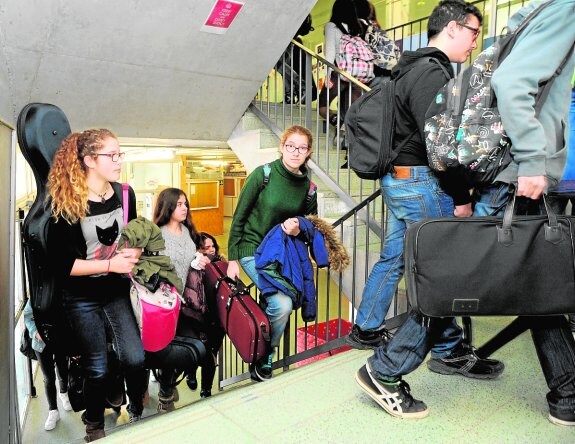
top-left (345, 58), bottom-right (448, 180)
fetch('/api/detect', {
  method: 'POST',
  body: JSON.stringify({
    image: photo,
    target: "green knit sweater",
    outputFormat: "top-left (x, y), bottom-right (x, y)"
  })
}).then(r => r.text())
top-left (228, 158), bottom-right (318, 261)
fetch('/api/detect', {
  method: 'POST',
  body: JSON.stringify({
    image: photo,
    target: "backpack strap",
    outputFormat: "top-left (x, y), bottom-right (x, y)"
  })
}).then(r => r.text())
top-left (306, 181), bottom-right (317, 204)
top-left (424, 57), bottom-right (450, 81)
top-left (261, 162), bottom-right (315, 202)
top-left (122, 183), bottom-right (129, 226)
top-left (534, 42), bottom-right (575, 118)
top-left (262, 163), bottom-right (271, 187)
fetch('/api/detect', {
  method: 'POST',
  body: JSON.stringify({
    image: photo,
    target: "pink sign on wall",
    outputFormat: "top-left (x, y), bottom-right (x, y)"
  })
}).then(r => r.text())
top-left (202, 0), bottom-right (245, 35)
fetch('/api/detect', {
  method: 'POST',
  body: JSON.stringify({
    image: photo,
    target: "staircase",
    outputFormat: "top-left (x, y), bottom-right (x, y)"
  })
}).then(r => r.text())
top-left (220, 0), bottom-right (527, 389)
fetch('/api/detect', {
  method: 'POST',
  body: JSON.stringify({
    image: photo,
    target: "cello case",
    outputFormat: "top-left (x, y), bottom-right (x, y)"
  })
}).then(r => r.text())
top-left (17, 103), bottom-right (71, 320)
top-left (17, 106), bottom-right (127, 409)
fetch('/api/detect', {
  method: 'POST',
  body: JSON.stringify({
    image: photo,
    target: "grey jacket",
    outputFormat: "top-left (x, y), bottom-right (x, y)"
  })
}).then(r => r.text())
top-left (492, 0), bottom-right (575, 185)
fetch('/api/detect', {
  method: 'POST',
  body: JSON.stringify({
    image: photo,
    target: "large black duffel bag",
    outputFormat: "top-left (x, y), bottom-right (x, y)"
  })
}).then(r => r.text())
top-left (404, 193), bottom-right (575, 317)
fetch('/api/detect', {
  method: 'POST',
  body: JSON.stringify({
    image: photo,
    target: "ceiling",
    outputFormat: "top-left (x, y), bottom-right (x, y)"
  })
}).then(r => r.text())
top-left (0, 0), bottom-right (317, 149)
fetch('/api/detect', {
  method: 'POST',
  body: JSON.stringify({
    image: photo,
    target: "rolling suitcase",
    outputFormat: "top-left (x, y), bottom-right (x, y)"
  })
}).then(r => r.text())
top-left (17, 103), bottom-right (71, 319)
top-left (204, 261), bottom-right (271, 364)
top-left (404, 194), bottom-right (575, 317)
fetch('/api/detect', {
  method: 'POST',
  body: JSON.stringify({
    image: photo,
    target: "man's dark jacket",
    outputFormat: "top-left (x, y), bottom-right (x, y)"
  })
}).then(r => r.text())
top-left (392, 47), bottom-right (471, 205)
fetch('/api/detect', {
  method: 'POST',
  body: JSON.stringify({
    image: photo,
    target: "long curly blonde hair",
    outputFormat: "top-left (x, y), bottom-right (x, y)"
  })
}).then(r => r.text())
top-left (48, 129), bottom-right (117, 223)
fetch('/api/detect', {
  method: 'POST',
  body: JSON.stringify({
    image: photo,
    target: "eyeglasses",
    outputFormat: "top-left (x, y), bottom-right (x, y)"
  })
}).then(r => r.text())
top-left (94, 152), bottom-right (126, 162)
top-left (458, 22), bottom-right (480, 39)
top-left (283, 143), bottom-right (311, 154)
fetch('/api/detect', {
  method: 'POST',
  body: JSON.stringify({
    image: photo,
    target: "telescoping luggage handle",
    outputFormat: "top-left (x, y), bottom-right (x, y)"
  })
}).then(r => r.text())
top-left (498, 191), bottom-right (560, 246)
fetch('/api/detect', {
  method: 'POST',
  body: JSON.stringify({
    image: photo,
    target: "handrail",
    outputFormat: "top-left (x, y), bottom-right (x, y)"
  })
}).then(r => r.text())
top-left (332, 188), bottom-right (381, 228)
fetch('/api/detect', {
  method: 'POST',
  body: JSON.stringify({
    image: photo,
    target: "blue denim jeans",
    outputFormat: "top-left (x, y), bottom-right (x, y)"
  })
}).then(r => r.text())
top-left (64, 288), bottom-right (147, 422)
top-left (356, 166), bottom-right (461, 339)
top-left (369, 311), bottom-right (463, 381)
top-left (561, 89), bottom-right (575, 180)
top-left (473, 182), bottom-right (575, 414)
top-left (239, 256), bottom-right (293, 348)
top-left (365, 166), bottom-right (463, 380)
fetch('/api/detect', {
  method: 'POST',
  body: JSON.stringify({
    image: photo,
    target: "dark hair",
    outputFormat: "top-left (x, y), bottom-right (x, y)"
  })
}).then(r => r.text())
top-left (297, 14), bottom-right (314, 37)
top-left (330, 0), bottom-right (371, 37)
top-left (427, 0), bottom-right (483, 40)
top-left (153, 188), bottom-right (200, 246)
top-left (368, 2), bottom-right (379, 25)
top-left (199, 232), bottom-right (220, 255)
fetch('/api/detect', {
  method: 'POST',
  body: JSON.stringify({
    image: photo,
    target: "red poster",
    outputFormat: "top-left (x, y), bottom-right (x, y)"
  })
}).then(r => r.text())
top-left (202, 0), bottom-right (245, 34)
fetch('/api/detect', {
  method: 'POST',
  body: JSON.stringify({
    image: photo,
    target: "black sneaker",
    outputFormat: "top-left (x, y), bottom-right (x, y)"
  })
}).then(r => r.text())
top-left (355, 362), bottom-right (429, 419)
top-left (427, 344), bottom-right (504, 380)
top-left (127, 404), bottom-right (143, 423)
top-left (250, 353), bottom-right (273, 382)
top-left (128, 412), bottom-right (142, 423)
top-left (549, 406), bottom-right (575, 426)
top-left (345, 325), bottom-right (393, 350)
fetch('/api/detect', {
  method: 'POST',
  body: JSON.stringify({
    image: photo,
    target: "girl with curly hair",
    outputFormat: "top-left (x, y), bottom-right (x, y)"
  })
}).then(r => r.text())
top-left (47, 129), bottom-right (147, 441)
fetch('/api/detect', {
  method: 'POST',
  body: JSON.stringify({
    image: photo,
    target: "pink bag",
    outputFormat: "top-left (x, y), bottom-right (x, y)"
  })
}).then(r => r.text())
top-left (122, 184), bottom-right (180, 352)
top-left (129, 278), bottom-right (180, 352)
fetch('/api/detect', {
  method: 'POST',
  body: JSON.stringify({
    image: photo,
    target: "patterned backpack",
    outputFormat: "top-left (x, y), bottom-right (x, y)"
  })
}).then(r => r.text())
top-left (335, 34), bottom-right (375, 84)
top-left (364, 23), bottom-right (400, 71)
top-left (424, 1), bottom-right (568, 185)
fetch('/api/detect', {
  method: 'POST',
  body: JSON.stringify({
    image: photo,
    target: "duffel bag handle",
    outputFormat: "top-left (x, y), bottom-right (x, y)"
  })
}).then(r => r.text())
top-left (499, 191), bottom-right (560, 245)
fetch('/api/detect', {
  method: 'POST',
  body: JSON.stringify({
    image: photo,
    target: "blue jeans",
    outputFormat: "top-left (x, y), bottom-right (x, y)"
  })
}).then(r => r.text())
top-left (369, 311), bottom-right (463, 381)
top-left (356, 166), bottom-right (460, 334)
top-left (364, 166), bottom-right (463, 380)
top-left (239, 256), bottom-right (293, 349)
top-left (64, 288), bottom-right (147, 422)
top-left (561, 90), bottom-right (575, 180)
top-left (473, 182), bottom-right (575, 414)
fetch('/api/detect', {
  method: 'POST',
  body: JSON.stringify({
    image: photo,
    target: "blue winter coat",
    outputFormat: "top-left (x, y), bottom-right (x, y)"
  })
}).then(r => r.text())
top-left (254, 216), bottom-right (329, 322)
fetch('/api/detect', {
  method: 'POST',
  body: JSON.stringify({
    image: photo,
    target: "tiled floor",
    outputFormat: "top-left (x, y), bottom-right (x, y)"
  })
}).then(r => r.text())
top-left (20, 217), bottom-right (575, 443)
top-left (23, 316), bottom-right (575, 443)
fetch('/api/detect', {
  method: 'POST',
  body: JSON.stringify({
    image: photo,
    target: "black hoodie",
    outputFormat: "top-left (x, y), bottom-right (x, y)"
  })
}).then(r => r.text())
top-left (391, 47), bottom-right (471, 206)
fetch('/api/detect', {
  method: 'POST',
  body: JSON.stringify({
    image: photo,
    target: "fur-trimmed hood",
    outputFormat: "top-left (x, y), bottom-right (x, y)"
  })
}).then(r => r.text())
top-left (306, 215), bottom-right (350, 273)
